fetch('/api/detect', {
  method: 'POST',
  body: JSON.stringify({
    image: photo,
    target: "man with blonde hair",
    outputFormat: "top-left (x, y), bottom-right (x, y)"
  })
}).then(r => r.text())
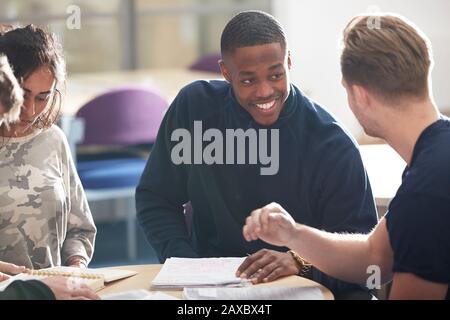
top-left (242, 14), bottom-right (450, 299)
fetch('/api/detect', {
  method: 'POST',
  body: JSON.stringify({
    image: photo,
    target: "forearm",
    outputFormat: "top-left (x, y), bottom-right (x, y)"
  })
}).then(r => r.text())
top-left (62, 237), bottom-right (93, 265)
top-left (288, 224), bottom-right (375, 285)
top-left (62, 226), bottom-right (96, 265)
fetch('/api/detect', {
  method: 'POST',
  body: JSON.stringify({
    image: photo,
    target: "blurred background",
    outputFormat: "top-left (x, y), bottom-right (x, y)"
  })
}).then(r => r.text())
top-left (1, 0), bottom-right (449, 267)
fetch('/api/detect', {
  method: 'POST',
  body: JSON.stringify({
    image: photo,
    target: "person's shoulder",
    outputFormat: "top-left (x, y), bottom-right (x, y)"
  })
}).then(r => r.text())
top-left (291, 85), bottom-right (337, 124)
top-left (168, 80), bottom-right (230, 122)
top-left (413, 119), bottom-right (450, 178)
top-left (178, 79), bottom-right (230, 102)
top-left (41, 124), bottom-right (67, 142)
top-left (388, 120), bottom-right (450, 222)
top-left (37, 125), bottom-right (69, 152)
top-left (293, 86), bottom-right (359, 153)
top-left (426, 118), bottom-right (450, 160)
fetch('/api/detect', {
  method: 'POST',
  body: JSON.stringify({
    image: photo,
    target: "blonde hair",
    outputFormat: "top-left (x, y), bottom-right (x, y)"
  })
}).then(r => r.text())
top-left (341, 14), bottom-right (433, 103)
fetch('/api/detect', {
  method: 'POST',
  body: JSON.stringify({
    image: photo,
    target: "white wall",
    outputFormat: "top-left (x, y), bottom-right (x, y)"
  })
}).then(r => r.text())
top-left (272, 0), bottom-right (450, 140)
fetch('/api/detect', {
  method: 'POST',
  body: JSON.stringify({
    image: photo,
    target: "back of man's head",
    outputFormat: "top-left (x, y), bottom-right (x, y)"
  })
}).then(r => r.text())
top-left (341, 14), bottom-right (432, 104)
top-left (220, 10), bottom-right (287, 56)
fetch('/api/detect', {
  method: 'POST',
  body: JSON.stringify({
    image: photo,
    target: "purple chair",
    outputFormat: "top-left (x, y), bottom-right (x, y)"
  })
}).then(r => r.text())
top-left (189, 53), bottom-right (222, 74)
top-left (77, 86), bottom-right (168, 146)
top-left (75, 86), bottom-right (168, 261)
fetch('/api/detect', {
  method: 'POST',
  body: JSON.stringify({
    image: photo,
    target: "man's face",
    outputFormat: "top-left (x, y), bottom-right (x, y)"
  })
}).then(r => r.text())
top-left (220, 43), bottom-right (291, 126)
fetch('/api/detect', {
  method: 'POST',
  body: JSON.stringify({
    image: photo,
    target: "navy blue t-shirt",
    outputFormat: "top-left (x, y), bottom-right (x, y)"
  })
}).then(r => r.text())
top-left (386, 117), bottom-right (450, 299)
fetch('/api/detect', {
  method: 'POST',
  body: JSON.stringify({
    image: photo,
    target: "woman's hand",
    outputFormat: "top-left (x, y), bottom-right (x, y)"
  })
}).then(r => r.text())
top-left (0, 261), bottom-right (26, 282)
top-left (65, 256), bottom-right (87, 268)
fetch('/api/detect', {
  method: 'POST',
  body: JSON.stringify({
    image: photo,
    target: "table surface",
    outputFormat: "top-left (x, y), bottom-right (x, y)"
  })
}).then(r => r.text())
top-left (97, 264), bottom-right (334, 300)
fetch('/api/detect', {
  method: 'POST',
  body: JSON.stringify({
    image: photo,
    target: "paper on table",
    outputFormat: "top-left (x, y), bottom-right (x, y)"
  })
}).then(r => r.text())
top-left (101, 289), bottom-right (179, 300)
top-left (151, 257), bottom-right (251, 289)
top-left (183, 286), bottom-right (325, 300)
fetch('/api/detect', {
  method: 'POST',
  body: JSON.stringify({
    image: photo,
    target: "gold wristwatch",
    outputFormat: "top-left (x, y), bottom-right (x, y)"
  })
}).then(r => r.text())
top-left (288, 250), bottom-right (312, 276)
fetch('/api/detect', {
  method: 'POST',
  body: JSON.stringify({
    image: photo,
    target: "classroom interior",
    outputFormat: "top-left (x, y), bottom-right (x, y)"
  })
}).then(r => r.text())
top-left (0, 0), bottom-right (448, 284)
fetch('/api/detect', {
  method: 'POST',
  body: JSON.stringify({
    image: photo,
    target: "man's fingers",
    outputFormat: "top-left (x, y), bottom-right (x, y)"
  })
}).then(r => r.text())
top-left (236, 250), bottom-right (266, 277)
top-left (244, 209), bottom-right (263, 242)
top-left (260, 210), bottom-right (270, 233)
top-left (238, 251), bottom-right (275, 280)
top-left (243, 225), bottom-right (251, 242)
top-left (246, 209), bottom-right (261, 233)
top-left (262, 266), bottom-right (284, 283)
top-left (250, 262), bottom-right (278, 284)
top-left (250, 210), bottom-right (261, 234)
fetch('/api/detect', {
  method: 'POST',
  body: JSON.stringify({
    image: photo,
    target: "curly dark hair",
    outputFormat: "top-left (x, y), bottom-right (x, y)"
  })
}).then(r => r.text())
top-left (221, 11), bottom-right (287, 56)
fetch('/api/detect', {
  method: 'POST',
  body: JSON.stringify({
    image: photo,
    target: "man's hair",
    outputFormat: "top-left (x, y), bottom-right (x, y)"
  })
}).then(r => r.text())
top-left (341, 14), bottom-right (432, 102)
top-left (0, 54), bottom-right (23, 126)
top-left (221, 10), bottom-right (287, 56)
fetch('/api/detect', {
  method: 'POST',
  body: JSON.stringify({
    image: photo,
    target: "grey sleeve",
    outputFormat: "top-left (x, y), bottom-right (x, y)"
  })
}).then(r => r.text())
top-left (59, 129), bottom-right (97, 265)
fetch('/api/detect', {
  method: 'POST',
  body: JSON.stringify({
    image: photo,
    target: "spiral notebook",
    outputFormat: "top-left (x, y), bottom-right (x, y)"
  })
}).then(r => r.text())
top-left (0, 266), bottom-right (137, 292)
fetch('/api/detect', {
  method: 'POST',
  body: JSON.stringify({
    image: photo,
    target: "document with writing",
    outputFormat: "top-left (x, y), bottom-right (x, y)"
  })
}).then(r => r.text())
top-left (151, 257), bottom-right (251, 289)
top-left (183, 286), bottom-right (325, 300)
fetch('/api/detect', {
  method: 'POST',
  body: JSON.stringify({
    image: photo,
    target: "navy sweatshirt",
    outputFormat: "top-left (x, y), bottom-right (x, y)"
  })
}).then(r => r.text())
top-left (136, 80), bottom-right (378, 295)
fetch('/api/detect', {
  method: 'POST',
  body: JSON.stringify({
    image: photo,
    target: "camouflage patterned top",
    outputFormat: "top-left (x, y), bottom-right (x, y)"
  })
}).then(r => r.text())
top-left (0, 125), bottom-right (96, 269)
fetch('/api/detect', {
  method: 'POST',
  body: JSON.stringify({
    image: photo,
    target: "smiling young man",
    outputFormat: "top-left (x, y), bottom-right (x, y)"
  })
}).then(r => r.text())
top-left (242, 14), bottom-right (450, 300)
top-left (136, 10), bottom-right (378, 298)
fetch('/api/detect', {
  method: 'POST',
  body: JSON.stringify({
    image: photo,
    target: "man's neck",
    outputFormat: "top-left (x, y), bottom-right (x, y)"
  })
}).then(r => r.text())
top-left (381, 99), bottom-right (440, 166)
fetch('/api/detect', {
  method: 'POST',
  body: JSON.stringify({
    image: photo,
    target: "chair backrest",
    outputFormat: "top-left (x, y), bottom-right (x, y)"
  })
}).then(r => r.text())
top-left (189, 53), bottom-right (222, 74)
top-left (76, 86), bottom-right (168, 146)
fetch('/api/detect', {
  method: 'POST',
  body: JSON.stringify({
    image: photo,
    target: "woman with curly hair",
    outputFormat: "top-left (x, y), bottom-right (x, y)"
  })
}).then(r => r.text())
top-left (0, 24), bottom-right (96, 270)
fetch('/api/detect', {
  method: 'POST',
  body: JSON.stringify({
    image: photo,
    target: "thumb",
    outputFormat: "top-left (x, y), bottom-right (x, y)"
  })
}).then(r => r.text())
top-left (0, 261), bottom-right (26, 275)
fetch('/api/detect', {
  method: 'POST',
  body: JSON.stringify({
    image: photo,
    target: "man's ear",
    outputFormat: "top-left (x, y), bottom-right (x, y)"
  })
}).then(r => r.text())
top-left (219, 59), bottom-right (231, 83)
top-left (352, 84), bottom-right (372, 110)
